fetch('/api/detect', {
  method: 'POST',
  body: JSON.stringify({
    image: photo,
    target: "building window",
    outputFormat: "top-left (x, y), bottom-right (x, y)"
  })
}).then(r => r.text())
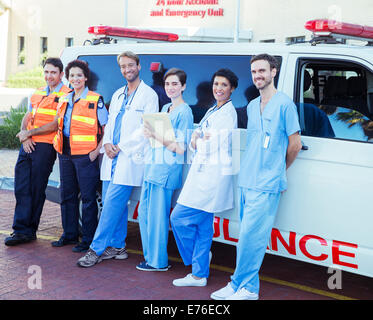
top-left (40, 37), bottom-right (48, 53)
top-left (260, 39), bottom-right (275, 43)
top-left (40, 37), bottom-right (48, 65)
top-left (18, 36), bottom-right (25, 65)
top-left (286, 36), bottom-right (305, 44)
top-left (65, 37), bottom-right (74, 47)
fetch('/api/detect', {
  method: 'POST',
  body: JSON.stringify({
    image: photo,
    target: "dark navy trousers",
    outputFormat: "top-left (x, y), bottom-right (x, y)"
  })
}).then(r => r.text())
top-left (58, 152), bottom-right (99, 245)
top-left (13, 142), bottom-right (56, 237)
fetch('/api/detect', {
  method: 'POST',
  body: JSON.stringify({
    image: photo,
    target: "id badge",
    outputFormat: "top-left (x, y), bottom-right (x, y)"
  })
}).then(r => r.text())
top-left (263, 133), bottom-right (270, 149)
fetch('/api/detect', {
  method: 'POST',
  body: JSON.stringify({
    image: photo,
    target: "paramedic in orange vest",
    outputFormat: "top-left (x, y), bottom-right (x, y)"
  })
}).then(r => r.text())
top-left (51, 59), bottom-right (108, 253)
top-left (4, 58), bottom-right (71, 246)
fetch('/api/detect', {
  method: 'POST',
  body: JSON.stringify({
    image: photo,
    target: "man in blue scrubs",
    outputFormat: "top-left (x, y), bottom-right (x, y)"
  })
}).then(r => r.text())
top-left (211, 54), bottom-right (302, 300)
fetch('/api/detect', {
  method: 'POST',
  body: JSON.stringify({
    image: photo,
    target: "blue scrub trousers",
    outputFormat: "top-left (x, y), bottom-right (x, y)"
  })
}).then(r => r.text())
top-left (58, 152), bottom-right (99, 245)
top-left (138, 181), bottom-right (173, 269)
top-left (90, 179), bottom-right (133, 256)
top-left (12, 142), bottom-right (56, 237)
top-left (170, 204), bottom-right (214, 278)
top-left (231, 188), bottom-right (281, 294)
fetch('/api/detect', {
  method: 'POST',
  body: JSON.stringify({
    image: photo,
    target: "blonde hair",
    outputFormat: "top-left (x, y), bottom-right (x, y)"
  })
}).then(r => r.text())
top-left (117, 51), bottom-right (140, 65)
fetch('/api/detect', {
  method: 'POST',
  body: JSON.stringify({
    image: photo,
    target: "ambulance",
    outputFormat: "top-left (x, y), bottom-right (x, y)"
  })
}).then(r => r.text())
top-left (50, 19), bottom-right (373, 278)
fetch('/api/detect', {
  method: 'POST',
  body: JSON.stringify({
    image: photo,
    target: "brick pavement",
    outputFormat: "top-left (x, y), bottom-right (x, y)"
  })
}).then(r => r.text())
top-left (0, 189), bottom-right (337, 301)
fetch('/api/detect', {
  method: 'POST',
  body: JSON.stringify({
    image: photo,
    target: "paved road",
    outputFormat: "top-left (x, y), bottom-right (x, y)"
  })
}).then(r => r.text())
top-left (0, 188), bottom-right (372, 303)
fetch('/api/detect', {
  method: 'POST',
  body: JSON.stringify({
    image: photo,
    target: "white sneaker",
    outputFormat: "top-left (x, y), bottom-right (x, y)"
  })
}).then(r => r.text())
top-left (210, 282), bottom-right (236, 300)
top-left (173, 273), bottom-right (207, 287)
top-left (227, 287), bottom-right (258, 300)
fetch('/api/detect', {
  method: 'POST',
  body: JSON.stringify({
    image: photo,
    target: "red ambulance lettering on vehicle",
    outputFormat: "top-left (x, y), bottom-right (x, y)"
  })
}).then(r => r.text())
top-left (215, 217), bottom-right (358, 270)
top-left (131, 203), bottom-right (358, 270)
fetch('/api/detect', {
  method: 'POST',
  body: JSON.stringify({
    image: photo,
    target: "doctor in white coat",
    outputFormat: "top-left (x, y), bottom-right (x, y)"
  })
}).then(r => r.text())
top-left (77, 51), bottom-right (159, 267)
top-left (171, 69), bottom-right (238, 286)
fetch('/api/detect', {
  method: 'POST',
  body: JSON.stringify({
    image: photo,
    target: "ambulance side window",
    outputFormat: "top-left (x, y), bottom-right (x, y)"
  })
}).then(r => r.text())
top-left (296, 59), bottom-right (373, 142)
top-left (78, 54), bottom-right (282, 127)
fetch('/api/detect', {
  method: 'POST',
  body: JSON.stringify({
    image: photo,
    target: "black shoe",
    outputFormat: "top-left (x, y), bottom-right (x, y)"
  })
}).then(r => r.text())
top-left (72, 243), bottom-right (90, 253)
top-left (51, 237), bottom-right (79, 247)
top-left (4, 233), bottom-right (36, 246)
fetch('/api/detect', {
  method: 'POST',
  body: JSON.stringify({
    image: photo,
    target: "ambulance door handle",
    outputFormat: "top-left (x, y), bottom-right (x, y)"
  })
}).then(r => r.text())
top-left (301, 141), bottom-right (308, 150)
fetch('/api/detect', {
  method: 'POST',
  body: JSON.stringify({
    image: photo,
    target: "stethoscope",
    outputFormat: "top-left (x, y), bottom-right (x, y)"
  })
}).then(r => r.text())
top-left (117, 83), bottom-right (140, 109)
top-left (195, 99), bottom-right (232, 173)
top-left (198, 99), bottom-right (232, 130)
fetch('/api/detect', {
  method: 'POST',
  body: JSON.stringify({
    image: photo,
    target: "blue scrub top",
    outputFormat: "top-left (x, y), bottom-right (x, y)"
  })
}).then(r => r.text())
top-left (63, 87), bottom-right (108, 137)
top-left (238, 91), bottom-right (300, 193)
top-left (144, 102), bottom-right (194, 190)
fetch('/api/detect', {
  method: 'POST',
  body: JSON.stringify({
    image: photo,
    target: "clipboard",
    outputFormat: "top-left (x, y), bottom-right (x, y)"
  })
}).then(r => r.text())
top-left (142, 113), bottom-right (176, 148)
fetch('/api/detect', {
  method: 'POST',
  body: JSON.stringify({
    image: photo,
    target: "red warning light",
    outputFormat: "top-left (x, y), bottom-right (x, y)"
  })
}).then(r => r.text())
top-left (305, 19), bottom-right (373, 40)
top-left (88, 26), bottom-right (179, 42)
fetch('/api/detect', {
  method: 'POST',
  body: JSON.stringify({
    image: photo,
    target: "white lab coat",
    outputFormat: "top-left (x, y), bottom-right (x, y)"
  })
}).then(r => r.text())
top-left (177, 100), bottom-right (237, 213)
top-left (100, 80), bottom-right (159, 186)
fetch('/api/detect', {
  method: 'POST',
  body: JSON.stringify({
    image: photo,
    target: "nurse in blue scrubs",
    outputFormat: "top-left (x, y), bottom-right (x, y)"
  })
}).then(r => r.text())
top-left (136, 68), bottom-right (194, 271)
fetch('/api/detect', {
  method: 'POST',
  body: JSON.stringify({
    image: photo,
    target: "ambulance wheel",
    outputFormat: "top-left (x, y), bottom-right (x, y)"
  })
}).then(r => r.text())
top-left (78, 190), bottom-right (103, 236)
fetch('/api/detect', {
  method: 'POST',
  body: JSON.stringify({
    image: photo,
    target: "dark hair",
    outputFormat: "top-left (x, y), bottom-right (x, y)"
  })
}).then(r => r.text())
top-left (163, 68), bottom-right (187, 86)
top-left (211, 68), bottom-right (238, 89)
top-left (65, 59), bottom-right (90, 82)
top-left (250, 53), bottom-right (279, 70)
top-left (43, 57), bottom-right (63, 73)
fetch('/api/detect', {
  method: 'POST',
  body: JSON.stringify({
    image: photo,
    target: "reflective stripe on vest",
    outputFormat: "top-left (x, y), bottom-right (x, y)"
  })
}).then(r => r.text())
top-left (33, 90), bottom-right (47, 96)
top-left (71, 135), bottom-right (96, 142)
top-left (71, 115), bottom-right (96, 125)
top-left (32, 108), bottom-right (57, 116)
top-left (81, 95), bottom-right (100, 102)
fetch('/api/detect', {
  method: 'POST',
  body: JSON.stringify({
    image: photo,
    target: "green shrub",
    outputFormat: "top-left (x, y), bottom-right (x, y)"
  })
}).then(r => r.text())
top-left (7, 66), bottom-right (45, 89)
top-left (0, 105), bottom-right (27, 149)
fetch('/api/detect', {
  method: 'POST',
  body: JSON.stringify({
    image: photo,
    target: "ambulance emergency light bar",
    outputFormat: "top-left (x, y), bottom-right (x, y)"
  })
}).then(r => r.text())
top-left (88, 26), bottom-right (179, 42)
top-left (305, 19), bottom-right (373, 41)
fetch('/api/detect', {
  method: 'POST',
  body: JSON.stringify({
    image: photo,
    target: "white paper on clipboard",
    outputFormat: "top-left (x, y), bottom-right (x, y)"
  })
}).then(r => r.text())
top-left (142, 113), bottom-right (176, 148)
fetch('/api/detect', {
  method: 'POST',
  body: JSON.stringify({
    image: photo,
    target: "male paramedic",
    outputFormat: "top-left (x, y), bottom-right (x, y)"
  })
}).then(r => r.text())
top-left (4, 58), bottom-right (71, 246)
top-left (77, 51), bottom-right (159, 267)
top-left (211, 54), bottom-right (302, 300)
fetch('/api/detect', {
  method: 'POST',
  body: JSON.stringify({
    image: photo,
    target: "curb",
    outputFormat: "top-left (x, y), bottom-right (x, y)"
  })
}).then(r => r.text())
top-left (0, 177), bottom-right (59, 191)
top-left (0, 176), bottom-right (14, 190)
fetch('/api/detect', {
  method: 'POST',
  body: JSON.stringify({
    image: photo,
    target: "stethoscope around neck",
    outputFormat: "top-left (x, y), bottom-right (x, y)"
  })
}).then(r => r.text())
top-left (199, 99), bottom-right (231, 128)
top-left (117, 84), bottom-right (139, 108)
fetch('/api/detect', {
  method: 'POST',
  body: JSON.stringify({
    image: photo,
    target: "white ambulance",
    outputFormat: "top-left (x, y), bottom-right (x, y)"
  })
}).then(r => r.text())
top-left (52, 19), bottom-right (373, 278)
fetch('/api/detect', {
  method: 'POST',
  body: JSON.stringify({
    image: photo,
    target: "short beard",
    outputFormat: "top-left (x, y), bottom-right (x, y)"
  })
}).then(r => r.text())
top-left (255, 78), bottom-right (272, 91)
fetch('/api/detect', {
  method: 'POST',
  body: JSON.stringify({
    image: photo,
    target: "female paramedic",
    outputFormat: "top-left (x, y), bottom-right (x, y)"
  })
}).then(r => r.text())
top-left (136, 68), bottom-right (194, 272)
top-left (170, 69), bottom-right (238, 287)
top-left (52, 59), bottom-right (108, 253)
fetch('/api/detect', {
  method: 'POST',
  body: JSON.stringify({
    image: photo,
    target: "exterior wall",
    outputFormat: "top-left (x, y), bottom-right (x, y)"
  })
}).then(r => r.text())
top-left (2, 0), bottom-right (373, 84)
top-left (240, 0), bottom-right (373, 43)
top-left (5, 0), bottom-right (124, 81)
top-left (0, 8), bottom-right (10, 84)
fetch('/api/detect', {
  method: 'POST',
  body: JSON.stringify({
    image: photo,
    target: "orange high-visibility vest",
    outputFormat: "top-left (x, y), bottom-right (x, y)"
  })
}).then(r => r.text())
top-left (54, 91), bottom-right (101, 155)
top-left (27, 85), bottom-right (71, 144)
